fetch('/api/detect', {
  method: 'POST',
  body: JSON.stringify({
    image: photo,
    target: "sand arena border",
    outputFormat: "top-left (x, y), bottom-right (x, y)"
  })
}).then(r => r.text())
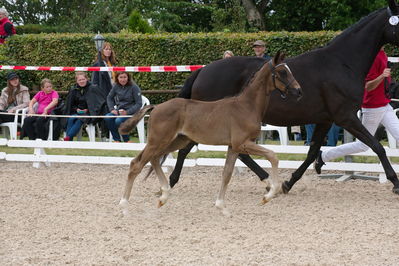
top-left (1, 161), bottom-right (399, 265)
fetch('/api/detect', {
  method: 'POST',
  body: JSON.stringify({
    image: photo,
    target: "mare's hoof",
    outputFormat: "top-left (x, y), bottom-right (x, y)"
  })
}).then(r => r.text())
top-left (392, 187), bottom-right (399, 195)
top-left (259, 172), bottom-right (269, 181)
top-left (170, 176), bottom-right (178, 188)
top-left (281, 181), bottom-right (290, 194)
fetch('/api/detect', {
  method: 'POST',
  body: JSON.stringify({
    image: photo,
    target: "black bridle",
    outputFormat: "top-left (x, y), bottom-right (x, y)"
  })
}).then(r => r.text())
top-left (268, 60), bottom-right (295, 99)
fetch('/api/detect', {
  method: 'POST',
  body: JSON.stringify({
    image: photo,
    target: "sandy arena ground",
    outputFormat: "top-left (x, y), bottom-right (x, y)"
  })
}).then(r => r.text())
top-left (1, 161), bottom-right (399, 265)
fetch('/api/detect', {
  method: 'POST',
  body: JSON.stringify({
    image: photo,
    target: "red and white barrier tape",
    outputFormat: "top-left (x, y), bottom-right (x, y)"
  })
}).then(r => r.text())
top-left (1, 57), bottom-right (397, 72)
top-left (0, 112), bottom-right (131, 118)
top-left (0, 65), bottom-right (205, 72)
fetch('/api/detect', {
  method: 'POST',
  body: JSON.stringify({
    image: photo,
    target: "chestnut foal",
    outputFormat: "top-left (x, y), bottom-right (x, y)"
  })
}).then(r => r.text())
top-left (119, 52), bottom-right (301, 215)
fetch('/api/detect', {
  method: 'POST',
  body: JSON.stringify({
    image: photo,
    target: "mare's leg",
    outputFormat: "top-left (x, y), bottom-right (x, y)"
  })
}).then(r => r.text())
top-left (339, 114), bottom-right (399, 193)
top-left (238, 154), bottom-right (269, 181)
top-left (234, 141), bottom-right (281, 202)
top-left (151, 157), bottom-right (171, 207)
top-left (153, 136), bottom-right (192, 199)
top-left (282, 123), bottom-right (331, 194)
top-left (215, 146), bottom-right (239, 216)
top-left (169, 144), bottom-right (269, 188)
top-left (169, 142), bottom-right (196, 188)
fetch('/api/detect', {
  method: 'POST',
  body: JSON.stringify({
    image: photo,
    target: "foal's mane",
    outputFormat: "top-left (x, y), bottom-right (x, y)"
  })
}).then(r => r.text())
top-left (244, 60), bottom-right (272, 93)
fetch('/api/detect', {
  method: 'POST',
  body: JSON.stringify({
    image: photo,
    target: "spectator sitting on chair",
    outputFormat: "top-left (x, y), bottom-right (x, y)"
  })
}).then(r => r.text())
top-left (22, 79), bottom-right (58, 140)
top-left (305, 123), bottom-right (341, 146)
top-left (291, 125), bottom-right (302, 141)
top-left (105, 71), bottom-right (142, 142)
top-left (0, 72), bottom-right (29, 124)
top-left (0, 8), bottom-right (16, 44)
top-left (63, 72), bottom-right (106, 141)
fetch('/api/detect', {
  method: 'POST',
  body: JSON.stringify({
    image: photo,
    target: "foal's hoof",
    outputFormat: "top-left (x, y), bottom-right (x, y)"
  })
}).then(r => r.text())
top-left (221, 208), bottom-right (232, 217)
top-left (158, 200), bottom-right (166, 208)
top-left (119, 198), bottom-right (128, 207)
top-left (281, 181), bottom-right (291, 194)
top-left (260, 197), bottom-right (269, 205)
top-left (392, 187), bottom-right (399, 195)
top-left (154, 189), bottom-right (162, 197)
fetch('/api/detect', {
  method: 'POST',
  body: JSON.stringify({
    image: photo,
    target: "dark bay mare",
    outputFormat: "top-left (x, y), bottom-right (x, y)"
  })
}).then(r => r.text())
top-left (169, 0), bottom-right (399, 195)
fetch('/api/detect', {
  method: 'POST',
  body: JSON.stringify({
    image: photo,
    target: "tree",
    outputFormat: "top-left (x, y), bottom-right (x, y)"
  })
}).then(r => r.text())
top-left (211, 0), bottom-right (247, 32)
top-left (128, 10), bottom-right (155, 33)
top-left (264, 0), bottom-right (387, 31)
top-left (129, 0), bottom-right (216, 32)
top-left (2, 0), bottom-right (390, 33)
top-left (240, 0), bottom-right (269, 30)
top-left (1, 0), bottom-right (47, 25)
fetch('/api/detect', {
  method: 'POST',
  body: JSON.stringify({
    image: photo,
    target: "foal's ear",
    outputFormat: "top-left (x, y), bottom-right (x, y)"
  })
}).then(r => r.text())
top-left (273, 50), bottom-right (285, 65)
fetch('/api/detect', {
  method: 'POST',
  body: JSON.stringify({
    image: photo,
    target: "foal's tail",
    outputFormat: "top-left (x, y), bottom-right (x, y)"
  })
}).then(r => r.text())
top-left (119, 105), bottom-right (155, 135)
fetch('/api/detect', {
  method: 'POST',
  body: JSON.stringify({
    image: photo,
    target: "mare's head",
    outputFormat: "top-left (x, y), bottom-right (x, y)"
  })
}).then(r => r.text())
top-left (384, 0), bottom-right (399, 45)
top-left (268, 51), bottom-right (302, 99)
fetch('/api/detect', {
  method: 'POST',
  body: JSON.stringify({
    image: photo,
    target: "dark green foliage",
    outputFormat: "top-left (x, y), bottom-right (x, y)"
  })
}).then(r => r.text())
top-left (3, 0), bottom-right (390, 33)
top-left (16, 24), bottom-right (69, 34)
top-left (265, 0), bottom-right (387, 31)
top-left (128, 10), bottom-right (155, 33)
top-left (211, 0), bottom-right (247, 32)
top-left (129, 0), bottom-right (216, 32)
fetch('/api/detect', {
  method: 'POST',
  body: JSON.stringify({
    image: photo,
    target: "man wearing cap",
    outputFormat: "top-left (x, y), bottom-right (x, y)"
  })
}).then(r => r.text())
top-left (253, 40), bottom-right (271, 60)
top-left (0, 72), bottom-right (30, 124)
top-left (0, 8), bottom-right (15, 44)
top-left (253, 40), bottom-right (274, 140)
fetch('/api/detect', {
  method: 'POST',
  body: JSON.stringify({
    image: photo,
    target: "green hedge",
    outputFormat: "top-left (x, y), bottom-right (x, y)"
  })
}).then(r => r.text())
top-left (16, 24), bottom-right (69, 34)
top-left (0, 31), bottom-right (351, 103)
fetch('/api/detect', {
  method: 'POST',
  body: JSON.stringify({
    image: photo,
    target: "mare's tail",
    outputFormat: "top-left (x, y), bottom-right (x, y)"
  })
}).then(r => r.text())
top-left (177, 68), bottom-right (202, 99)
top-left (119, 105), bottom-right (154, 135)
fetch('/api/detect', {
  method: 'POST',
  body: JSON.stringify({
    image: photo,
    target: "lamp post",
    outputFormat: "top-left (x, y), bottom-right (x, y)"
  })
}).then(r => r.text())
top-left (92, 32), bottom-right (106, 101)
top-left (93, 32), bottom-right (105, 64)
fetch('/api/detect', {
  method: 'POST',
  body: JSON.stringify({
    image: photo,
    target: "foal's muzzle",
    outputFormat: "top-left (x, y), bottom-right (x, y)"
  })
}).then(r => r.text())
top-left (293, 87), bottom-right (303, 100)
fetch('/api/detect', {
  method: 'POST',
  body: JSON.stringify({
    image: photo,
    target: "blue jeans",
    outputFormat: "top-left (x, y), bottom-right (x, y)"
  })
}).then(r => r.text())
top-left (104, 113), bottom-right (129, 142)
top-left (66, 115), bottom-right (84, 140)
top-left (305, 123), bottom-right (341, 146)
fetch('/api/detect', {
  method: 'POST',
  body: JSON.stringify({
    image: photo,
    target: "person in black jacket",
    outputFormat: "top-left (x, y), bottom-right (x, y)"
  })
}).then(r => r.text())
top-left (63, 72), bottom-right (107, 141)
top-left (105, 71), bottom-right (142, 142)
top-left (91, 42), bottom-right (117, 97)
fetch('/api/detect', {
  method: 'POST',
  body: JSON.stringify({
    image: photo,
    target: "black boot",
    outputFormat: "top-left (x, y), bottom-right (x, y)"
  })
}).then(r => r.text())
top-left (314, 151), bottom-right (325, 174)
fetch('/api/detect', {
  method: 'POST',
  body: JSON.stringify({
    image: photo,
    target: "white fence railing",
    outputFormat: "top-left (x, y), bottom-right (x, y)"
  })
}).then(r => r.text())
top-left (1, 139), bottom-right (398, 174)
